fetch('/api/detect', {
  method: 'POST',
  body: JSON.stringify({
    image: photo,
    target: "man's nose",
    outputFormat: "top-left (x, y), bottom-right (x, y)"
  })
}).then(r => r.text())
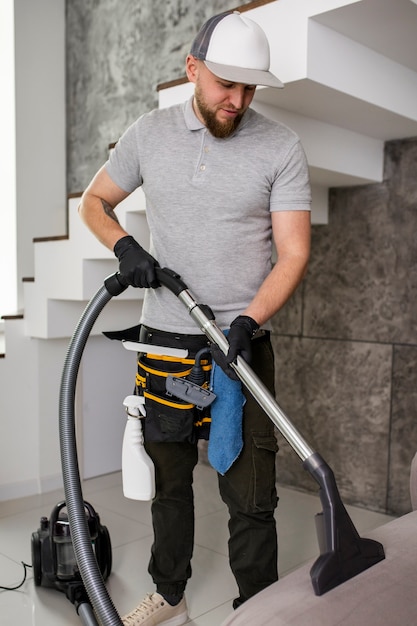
top-left (227, 87), bottom-right (245, 110)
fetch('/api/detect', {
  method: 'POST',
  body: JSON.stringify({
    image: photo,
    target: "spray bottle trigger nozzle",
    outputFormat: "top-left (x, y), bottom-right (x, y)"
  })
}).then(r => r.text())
top-left (123, 395), bottom-right (146, 417)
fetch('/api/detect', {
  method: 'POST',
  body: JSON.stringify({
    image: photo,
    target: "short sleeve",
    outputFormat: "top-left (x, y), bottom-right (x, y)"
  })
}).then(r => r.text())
top-left (269, 140), bottom-right (311, 212)
top-left (105, 120), bottom-right (143, 193)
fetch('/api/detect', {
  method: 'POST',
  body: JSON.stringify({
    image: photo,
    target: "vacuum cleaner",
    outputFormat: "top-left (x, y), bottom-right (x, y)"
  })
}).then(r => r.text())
top-left (56, 267), bottom-right (385, 625)
top-left (31, 500), bottom-right (112, 622)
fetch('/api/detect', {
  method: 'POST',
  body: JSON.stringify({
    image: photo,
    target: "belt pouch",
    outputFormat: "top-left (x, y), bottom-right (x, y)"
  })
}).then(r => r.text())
top-left (136, 352), bottom-right (211, 443)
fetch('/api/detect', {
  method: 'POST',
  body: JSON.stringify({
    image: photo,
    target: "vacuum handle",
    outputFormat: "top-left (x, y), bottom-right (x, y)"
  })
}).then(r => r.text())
top-left (155, 267), bottom-right (189, 295)
top-left (104, 272), bottom-right (129, 296)
top-left (104, 268), bottom-right (188, 297)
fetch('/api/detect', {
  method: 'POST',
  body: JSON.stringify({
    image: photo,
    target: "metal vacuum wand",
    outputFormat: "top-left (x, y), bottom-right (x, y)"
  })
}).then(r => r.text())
top-left (153, 267), bottom-right (385, 596)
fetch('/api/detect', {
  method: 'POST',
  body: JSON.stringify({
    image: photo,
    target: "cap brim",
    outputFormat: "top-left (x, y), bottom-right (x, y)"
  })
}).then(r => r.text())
top-left (204, 60), bottom-right (284, 88)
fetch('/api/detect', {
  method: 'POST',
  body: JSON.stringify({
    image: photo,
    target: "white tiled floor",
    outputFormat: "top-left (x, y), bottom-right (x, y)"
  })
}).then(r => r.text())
top-left (0, 463), bottom-right (394, 625)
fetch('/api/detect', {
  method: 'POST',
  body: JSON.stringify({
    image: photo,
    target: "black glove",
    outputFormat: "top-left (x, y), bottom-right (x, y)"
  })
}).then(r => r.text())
top-left (212, 315), bottom-right (259, 380)
top-left (114, 235), bottom-right (160, 288)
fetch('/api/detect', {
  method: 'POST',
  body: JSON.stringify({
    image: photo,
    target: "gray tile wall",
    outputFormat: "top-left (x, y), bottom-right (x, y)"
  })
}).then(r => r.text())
top-left (66, 1), bottom-right (417, 515)
top-left (272, 138), bottom-right (417, 515)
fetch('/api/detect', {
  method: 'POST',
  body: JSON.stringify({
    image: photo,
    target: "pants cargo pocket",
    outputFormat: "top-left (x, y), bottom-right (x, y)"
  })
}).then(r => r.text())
top-left (251, 432), bottom-right (279, 511)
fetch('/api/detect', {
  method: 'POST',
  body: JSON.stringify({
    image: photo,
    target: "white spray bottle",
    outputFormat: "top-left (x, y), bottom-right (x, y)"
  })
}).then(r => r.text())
top-left (122, 395), bottom-right (155, 500)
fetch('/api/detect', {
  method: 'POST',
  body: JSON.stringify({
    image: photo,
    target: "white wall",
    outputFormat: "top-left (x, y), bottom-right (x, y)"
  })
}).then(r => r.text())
top-left (0, 319), bottom-right (40, 500)
top-left (80, 337), bottom-right (138, 479)
top-left (14, 0), bottom-right (66, 309)
top-left (0, 0), bottom-right (17, 317)
top-left (0, 0), bottom-right (67, 500)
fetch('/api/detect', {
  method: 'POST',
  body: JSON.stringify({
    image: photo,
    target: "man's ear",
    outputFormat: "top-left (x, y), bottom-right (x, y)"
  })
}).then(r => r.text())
top-left (185, 55), bottom-right (199, 84)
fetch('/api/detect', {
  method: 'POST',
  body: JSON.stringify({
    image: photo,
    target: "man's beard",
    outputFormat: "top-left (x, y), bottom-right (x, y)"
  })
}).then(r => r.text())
top-left (194, 84), bottom-right (244, 138)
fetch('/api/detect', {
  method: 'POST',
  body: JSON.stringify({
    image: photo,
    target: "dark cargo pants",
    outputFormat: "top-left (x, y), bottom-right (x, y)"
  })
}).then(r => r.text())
top-left (144, 334), bottom-right (278, 607)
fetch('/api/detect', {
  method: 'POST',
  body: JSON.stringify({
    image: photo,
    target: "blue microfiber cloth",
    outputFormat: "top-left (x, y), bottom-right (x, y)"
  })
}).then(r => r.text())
top-left (208, 344), bottom-right (246, 475)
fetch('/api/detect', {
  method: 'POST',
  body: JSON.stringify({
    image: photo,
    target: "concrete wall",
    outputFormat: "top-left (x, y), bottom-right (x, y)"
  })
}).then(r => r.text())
top-left (66, 0), bottom-right (255, 193)
top-left (271, 138), bottom-right (417, 516)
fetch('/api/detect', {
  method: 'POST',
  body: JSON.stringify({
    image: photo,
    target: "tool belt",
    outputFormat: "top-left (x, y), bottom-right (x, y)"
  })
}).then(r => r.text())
top-left (136, 326), bottom-right (212, 443)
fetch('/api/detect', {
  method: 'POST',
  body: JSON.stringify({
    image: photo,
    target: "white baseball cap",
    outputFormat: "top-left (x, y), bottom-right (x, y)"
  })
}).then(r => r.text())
top-left (190, 10), bottom-right (283, 88)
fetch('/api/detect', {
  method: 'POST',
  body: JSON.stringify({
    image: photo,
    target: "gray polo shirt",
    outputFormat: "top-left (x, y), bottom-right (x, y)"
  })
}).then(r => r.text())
top-left (106, 97), bottom-right (311, 333)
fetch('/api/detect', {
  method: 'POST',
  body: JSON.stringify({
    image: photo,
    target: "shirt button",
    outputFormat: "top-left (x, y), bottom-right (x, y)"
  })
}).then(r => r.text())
top-left (204, 146), bottom-right (209, 153)
top-left (200, 165), bottom-right (206, 171)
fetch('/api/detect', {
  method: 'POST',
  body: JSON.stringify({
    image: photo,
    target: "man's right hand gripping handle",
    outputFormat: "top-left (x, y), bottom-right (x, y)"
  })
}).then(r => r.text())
top-left (114, 235), bottom-right (160, 288)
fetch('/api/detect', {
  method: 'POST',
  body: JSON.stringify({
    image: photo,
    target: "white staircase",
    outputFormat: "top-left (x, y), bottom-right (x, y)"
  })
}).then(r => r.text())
top-left (1, 0), bottom-right (416, 501)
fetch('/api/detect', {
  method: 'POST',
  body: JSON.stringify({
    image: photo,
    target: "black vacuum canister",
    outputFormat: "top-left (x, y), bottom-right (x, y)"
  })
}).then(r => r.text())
top-left (31, 500), bottom-right (112, 594)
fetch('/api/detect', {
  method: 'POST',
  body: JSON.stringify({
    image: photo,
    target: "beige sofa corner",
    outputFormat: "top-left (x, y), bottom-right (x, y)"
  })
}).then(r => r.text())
top-left (221, 457), bottom-right (417, 626)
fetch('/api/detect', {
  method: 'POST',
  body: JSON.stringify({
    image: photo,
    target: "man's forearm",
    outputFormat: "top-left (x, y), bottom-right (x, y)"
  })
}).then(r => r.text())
top-left (244, 209), bottom-right (311, 326)
top-left (78, 192), bottom-right (128, 251)
top-left (243, 251), bottom-right (309, 327)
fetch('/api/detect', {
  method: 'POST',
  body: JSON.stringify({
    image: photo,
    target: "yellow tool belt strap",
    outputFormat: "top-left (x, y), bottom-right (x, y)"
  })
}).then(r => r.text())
top-left (136, 353), bottom-right (211, 397)
top-left (143, 390), bottom-right (194, 410)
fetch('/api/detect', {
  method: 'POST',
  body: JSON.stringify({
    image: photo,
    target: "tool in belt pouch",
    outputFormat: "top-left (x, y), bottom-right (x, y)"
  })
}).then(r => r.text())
top-left (124, 341), bottom-right (216, 443)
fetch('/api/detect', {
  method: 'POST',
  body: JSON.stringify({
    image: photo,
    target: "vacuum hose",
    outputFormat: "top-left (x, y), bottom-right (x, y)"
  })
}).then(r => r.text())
top-left (59, 274), bottom-right (127, 626)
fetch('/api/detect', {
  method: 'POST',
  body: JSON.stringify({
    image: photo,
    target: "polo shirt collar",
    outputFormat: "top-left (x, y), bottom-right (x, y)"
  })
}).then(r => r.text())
top-left (184, 96), bottom-right (205, 131)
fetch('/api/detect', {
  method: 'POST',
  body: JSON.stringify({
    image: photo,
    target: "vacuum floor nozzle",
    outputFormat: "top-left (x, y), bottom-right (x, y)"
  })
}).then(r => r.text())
top-left (311, 534), bottom-right (385, 596)
top-left (305, 452), bottom-right (385, 595)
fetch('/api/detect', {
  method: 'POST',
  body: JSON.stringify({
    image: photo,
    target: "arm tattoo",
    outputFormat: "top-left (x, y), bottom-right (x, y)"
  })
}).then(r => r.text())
top-left (101, 199), bottom-right (120, 224)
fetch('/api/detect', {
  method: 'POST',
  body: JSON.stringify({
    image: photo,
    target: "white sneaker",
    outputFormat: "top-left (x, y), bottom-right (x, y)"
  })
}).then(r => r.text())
top-left (121, 592), bottom-right (188, 625)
